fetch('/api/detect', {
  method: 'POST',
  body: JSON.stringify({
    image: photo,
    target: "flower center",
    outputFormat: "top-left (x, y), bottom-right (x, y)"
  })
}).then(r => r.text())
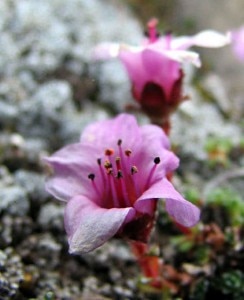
top-left (88, 139), bottom-right (161, 209)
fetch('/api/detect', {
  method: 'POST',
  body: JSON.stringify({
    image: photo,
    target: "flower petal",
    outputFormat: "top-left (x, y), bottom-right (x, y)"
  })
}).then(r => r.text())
top-left (141, 124), bottom-right (170, 149)
top-left (138, 124), bottom-right (179, 176)
top-left (162, 50), bottom-right (201, 67)
top-left (92, 42), bottom-right (120, 60)
top-left (192, 30), bottom-right (231, 48)
top-left (119, 49), bottom-right (148, 95)
top-left (141, 48), bottom-right (184, 98)
top-left (64, 195), bottom-right (136, 253)
top-left (43, 143), bottom-right (101, 202)
top-left (172, 30), bottom-right (230, 50)
top-left (231, 27), bottom-right (244, 61)
top-left (80, 113), bottom-right (142, 152)
top-left (136, 178), bottom-right (200, 227)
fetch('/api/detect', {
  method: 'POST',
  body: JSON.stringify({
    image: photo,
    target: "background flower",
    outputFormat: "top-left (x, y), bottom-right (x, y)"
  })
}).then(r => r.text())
top-left (93, 22), bottom-right (230, 123)
top-left (231, 26), bottom-right (244, 61)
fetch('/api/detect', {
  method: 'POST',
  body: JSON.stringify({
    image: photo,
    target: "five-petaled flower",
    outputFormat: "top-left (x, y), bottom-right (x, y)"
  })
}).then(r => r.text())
top-left (44, 114), bottom-right (200, 253)
top-left (94, 19), bottom-right (230, 123)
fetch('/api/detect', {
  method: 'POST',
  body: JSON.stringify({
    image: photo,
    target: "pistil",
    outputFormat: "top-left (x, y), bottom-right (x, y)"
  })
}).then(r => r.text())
top-left (147, 18), bottom-right (159, 43)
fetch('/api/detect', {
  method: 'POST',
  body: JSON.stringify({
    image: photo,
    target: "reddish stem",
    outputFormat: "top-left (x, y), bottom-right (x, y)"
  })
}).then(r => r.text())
top-left (130, 241), bottom-right (163, 288)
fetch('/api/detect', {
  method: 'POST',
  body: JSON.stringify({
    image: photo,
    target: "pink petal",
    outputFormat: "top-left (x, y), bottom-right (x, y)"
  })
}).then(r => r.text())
top-left (136, 178), bottom-right (200, 227)
top-left (64, 195), bottom-right (136, 253)
top-left (44, 143), bottom-right (101, 201)
top-left (119, 49), bottom-right (148, 95)
top-left (80, 113), bottom-right (142, 152)
top-left (140, 124), bottom-right (170, 149)
top-left (142, 49), bottom-right (180, 98)
top-left (138, 124), bottom-right (179, 175)
top-left (231, 27), bottom-right (244, 61)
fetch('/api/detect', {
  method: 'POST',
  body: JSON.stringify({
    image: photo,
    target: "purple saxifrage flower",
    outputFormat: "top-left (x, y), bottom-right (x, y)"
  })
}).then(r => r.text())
top-left (44, 114), bottom-right (200, 253)
top-left (94, 19), bottom-right (230, 121)
top-left (231, 26), bottom-right (244, 61)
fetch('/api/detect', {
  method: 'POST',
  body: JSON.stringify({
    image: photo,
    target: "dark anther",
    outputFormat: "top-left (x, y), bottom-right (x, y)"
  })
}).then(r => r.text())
top-left (88, 173), bottom-right (95, 180)
top-left (117, 170), bottom-right (123, 178)
top-left (107, 169), bottom-right (113, 175)
top-left (131, 166), bottom-right (138, 174)
top-left (97, 158), bottom-right (101, 165)
top-left (117, 139), bottom-right (122, 146)
top-left (154, 157), bottom-right (160, 164)
top-left (125, 149), bottom-right (132, 156)
top-left (105, 148), bottom-right (114, 156)
top-left (104, 161), bottom-right (113, 169)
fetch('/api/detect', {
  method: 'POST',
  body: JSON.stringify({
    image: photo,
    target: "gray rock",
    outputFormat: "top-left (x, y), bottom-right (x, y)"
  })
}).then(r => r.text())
top-left (38, 203), bottom-right (64, 230)
top-left (14, 170), bottom-right (48, 204)
top-left (0, 248), bottom-right (24, 299)
top-left (0, 133), bottom-right (48, 169)
top-left (172, 95), bottom-right (242, 160)
top-left (171, 66), bottom-right (242, 160)
top-left (0, 185), bottom-right (29, 216)
top-left (0, 101), bottom-right (18, 127)
top-left (0, 0), bottom-right (143, 118)
top-left (0, 166), bottom-right (14, 188)
top-left (92, 61), bottom-right (133, 112)
top-left (0, 215), bottom-right (33, 247)
top-left (16, 80), bottom-right (74, 144)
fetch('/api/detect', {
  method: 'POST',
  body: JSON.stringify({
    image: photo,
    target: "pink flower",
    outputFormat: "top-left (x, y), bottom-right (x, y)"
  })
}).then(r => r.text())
top-left (94, 19), bottom-right (230, 120)
top-left (231, 26), bottom-right (244, 61)
top-left (44, 114), bottom-right (200, 253)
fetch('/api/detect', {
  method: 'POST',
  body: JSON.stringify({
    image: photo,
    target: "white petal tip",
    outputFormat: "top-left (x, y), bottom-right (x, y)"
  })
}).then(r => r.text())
top-left (92, 43), bottom-right (120, 60)
top-left (194, 30), bottom-right (231, 48)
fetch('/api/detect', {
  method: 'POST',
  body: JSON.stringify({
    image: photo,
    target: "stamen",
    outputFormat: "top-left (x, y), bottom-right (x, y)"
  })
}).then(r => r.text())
top-left (125, 149), bottom-right (132, 156)
top-left (144, 157), bottom-right (161, 190)
top-left (116, 170), bottom-right (131, 207)
top-left (117, 170), bottom-right (123, 178)
top-left (105, 148), bottom-right (114, 156)
top-left (97, 158), bottom-right (106, 186)
top-left (117, 140), bottom-right (127, 172)
top-left (115, 157), bottom-right (122, 172)
top-left (117, 139), bottom-right (122, 146)
top-left (106, 167), bottom-right (113, 175)
top-left (88, 173), bottom-right (100, 197)
top-left (154, 157), bottom-right (160, 164)
top-left (104, 160), bottom-right (112, 169)
top-left (131, 166), bottom-right (138, 174)
top-left (88, 173), bottom-right (95, 180)
top-left (107, 171), bottom-right (120, 207)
